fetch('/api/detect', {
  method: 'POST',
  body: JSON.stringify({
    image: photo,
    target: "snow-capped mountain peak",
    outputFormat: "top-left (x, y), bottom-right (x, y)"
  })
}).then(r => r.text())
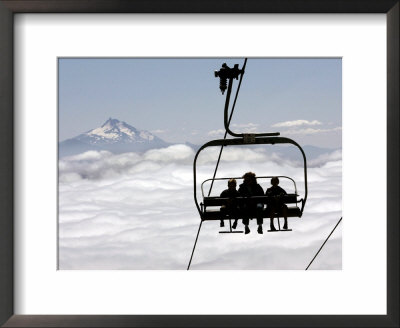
top-left (59, 118), bottom-right (170, 157)
top-left (80, 118), bottom-right (155, 144)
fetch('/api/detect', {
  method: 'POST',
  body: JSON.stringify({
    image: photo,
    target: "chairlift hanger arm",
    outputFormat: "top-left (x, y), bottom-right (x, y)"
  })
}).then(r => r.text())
top-left (215, 62), bottom-right (281, 138)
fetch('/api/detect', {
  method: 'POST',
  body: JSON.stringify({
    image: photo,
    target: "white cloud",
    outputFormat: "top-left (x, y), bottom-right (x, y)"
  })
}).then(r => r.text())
top-left (272, 120), bottom-right (322, 128)
top-left (58, 146), bottom-right (342, 270)
top-left (231, 123), bottom-right (259, 133)
top-left (143, 144), bottom-right (194, 163)
top-left (308, 149), bottom-right (342, 167)
top-left (283, 127), bottom-right (342, 136)
top-left (207, 129), bottom-right (225, 137)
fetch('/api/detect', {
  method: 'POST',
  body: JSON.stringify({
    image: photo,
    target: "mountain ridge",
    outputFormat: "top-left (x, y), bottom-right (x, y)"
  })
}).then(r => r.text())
top-left (59, 118), bottom-right (170, 157)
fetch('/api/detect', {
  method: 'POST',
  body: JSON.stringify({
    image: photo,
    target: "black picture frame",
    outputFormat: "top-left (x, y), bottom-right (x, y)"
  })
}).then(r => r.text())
top-left (0, 1), bottom-right (398, 327)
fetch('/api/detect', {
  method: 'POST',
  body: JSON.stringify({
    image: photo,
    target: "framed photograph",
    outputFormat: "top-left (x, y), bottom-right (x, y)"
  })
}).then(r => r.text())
top-left (0, 1), bottom-right (398, 327)
top-left (57, 57), bottom-right (342, 271)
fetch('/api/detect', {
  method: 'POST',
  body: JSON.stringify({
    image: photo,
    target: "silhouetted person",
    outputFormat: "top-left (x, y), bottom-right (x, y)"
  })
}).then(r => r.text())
top-left (238, 172), bottom-right (264, 234)
top-left (266, 177), bottom-right (288, 231)
top-left (219, 179), bottom-right (240, 227)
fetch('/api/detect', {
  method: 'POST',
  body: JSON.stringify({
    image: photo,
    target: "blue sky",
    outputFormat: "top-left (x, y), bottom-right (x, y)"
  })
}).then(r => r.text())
top-left (58, 58), bottom-right (342, 148)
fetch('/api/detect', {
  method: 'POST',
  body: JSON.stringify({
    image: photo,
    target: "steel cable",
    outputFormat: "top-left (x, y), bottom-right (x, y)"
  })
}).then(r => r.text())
top-left (305, 217), bottom-right (342, 270)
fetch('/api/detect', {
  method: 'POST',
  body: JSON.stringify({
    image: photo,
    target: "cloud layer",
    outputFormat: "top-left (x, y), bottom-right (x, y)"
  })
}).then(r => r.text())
top-left (59, 145), bottom-right (342, 270)
top-left (272, 120), bottom-right (322, 128)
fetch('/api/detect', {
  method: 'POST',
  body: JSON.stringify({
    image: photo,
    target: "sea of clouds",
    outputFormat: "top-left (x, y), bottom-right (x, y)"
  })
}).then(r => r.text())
top-left (58, 144), bottom-right (342, 270)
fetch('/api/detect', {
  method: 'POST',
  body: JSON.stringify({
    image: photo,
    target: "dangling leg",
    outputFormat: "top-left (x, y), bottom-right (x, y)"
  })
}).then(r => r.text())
top-left (257, 220), bottom-right (263, 234)
top-left (230, 207), bottom-right (238, 229)
top-left (232, 218), bottom-right (238, 229)
top-left (219, 207), bottom-right (225, 227)
top-left (232, 204), bottom-right (239, 229)
top-left (256, 204), bottom-right (263, 234)
top-left (267, 204), bottom-right (277, 231)
top-left (282, 206), bottom-right (288, 230)
top-left (270, 217), bottom-right (277, 231)
top-left (242, 217), bottom-right (250, 234)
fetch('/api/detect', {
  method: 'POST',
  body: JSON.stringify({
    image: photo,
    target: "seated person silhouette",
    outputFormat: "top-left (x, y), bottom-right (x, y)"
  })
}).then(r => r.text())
top-left (219, 178), bottom-right (240, 227)
top-left (237, 172), bottom-right (264, 234)
top-left (266, 177), bottom-right (288, 231)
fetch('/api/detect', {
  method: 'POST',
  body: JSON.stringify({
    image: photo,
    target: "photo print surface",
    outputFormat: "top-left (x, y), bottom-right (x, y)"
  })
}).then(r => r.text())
top-left (58, 58), bottom-right (342, 270)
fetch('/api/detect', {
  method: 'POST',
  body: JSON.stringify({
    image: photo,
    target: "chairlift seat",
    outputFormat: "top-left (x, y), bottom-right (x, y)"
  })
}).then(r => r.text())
top-left (203, 194), bottom-right (298, 207)
top-left (201, 194), bottom-right (302, 221)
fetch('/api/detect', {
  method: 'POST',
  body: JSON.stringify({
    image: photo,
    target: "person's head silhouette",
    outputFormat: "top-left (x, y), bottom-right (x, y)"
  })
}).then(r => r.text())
top-left (271, 177), bottom-right (279, 186)
top-left (242, 172), bottom-right (256, 185)
top-left (227, 178), bottom-right (237, 190)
